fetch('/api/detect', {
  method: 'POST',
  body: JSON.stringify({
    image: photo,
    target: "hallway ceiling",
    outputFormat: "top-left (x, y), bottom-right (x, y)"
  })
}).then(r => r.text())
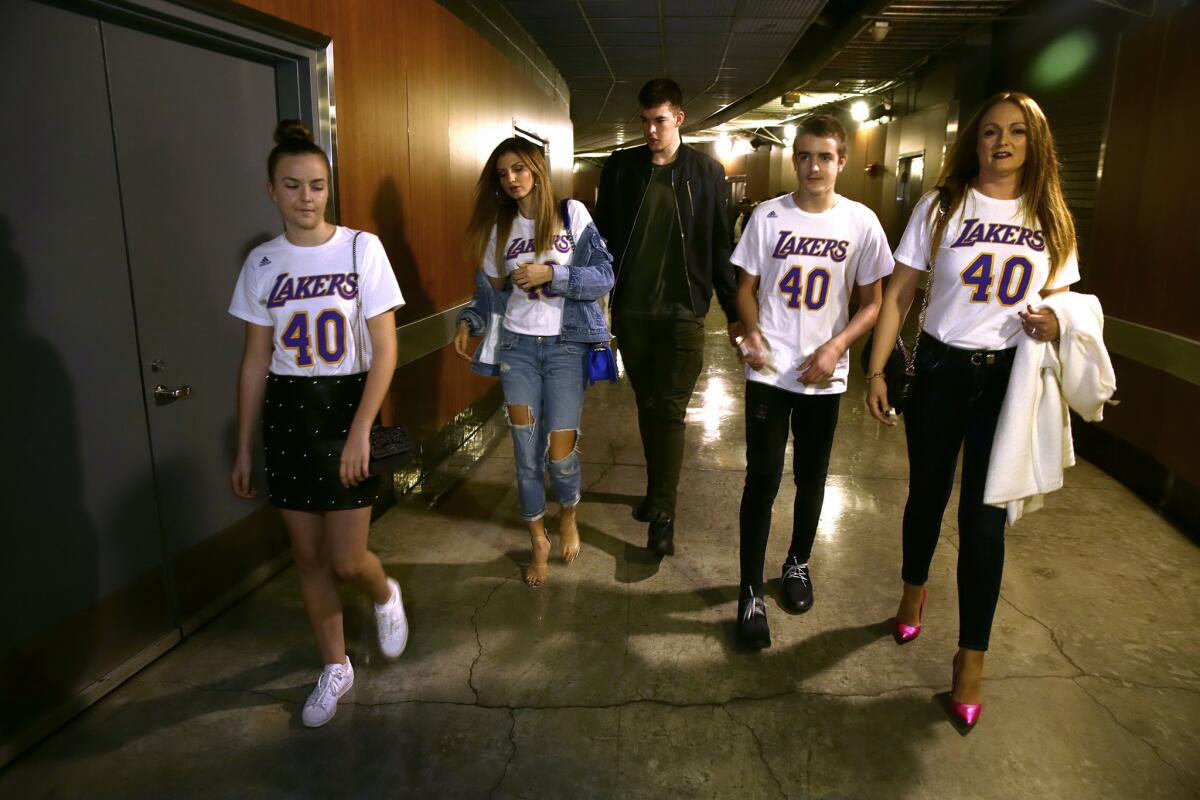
top-left (499, 0), bottom-right (1022, 152)
top-left (499, 0), bottom-right (826, 151)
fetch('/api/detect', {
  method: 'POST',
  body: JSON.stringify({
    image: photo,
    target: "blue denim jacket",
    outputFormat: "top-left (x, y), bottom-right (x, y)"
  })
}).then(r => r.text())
top-left (457, 205), bottom-right (615, 377)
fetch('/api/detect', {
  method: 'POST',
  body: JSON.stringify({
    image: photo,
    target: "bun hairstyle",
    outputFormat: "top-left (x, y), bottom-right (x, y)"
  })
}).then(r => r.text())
top-left (274, 119), bottom-right (312, 144)
top-left (267, 119), bottom-right (330, 181)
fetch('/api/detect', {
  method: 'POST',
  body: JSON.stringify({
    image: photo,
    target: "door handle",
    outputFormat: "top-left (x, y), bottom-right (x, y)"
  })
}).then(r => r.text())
top-left (154, 384), bottom-right (192, 404)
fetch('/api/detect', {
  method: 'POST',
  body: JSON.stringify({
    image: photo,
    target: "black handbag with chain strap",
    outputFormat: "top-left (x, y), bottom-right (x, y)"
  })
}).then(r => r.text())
top-left (350, 231), bottom-right (413, 474)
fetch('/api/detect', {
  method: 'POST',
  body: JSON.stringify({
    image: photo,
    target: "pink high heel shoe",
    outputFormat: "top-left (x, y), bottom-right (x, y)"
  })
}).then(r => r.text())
top-left (893, 587), bottom-right (927, 644)
top-left (950, 651), bottom-right (982, 729)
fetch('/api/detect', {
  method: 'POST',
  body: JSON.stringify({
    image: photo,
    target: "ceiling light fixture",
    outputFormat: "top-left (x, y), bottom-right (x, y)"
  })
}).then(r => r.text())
top-left (716, 134), bottom-right (734, 160)
top-left (872, 21), bottom-right (891, 42)
top-left (850, 101), bottom-right (870, 122)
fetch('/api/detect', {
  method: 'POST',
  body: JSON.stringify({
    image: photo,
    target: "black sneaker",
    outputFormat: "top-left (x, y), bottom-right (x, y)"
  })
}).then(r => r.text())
top-left (646, 513), bottom-right (675, 556)
top-left (737, 588), bottom-right (771, 649)
top-left (781, 557), bottom-right (813, 613)
top-left (632, 497), bottom-right (653, 523)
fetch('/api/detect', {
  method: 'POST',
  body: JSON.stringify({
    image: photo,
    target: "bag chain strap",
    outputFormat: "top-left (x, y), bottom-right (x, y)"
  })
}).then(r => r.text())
top-left (351, 231), bottom-right (365, 374)
top-left (901, 191), bottom-right (949, 376)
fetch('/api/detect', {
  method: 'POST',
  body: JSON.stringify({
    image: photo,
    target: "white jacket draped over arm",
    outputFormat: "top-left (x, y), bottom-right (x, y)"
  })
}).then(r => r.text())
top-left (984, 292), bottom-right (1117, 525)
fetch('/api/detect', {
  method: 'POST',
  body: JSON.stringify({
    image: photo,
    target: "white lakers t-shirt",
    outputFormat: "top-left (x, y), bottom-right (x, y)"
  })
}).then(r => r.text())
top-left (894, 188), bottom-right (1080, 350)
top-left (732, 193), bottom-right (894, 395)
top-left (482, 200), bottom-right (592, 336)
top-left (228, 226), bottom-right (405, 376)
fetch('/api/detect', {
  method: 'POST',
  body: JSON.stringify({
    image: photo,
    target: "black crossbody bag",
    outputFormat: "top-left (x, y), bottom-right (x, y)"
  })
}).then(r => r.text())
top-left (350, 231), bottom-right (413, 474)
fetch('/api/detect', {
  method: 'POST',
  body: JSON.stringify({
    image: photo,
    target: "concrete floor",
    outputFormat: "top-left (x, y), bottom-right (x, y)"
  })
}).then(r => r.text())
top-left (4, 313), bottom-right (1199, 799)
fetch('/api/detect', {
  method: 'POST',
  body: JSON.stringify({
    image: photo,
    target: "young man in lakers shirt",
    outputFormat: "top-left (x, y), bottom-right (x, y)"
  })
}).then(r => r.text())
top-left (732, 114), bottom-right (894, 648)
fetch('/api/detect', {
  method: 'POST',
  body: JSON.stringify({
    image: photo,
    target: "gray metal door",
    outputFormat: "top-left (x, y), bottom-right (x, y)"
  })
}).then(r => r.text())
top-left (0, 0), bottom-right (176, 760)
top-left (101, 22), bottom-right (288, 625)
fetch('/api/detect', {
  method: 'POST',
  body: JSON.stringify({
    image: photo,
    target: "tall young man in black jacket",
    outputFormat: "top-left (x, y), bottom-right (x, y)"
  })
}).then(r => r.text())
top-left (595, 79), bottom-right (740, 557)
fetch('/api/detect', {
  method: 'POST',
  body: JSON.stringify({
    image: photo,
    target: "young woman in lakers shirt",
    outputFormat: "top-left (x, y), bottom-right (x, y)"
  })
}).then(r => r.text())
top-left (454, 138), bottom-right (613, 588)
top-left (733, 114), bottom-right (893, 648)
top-left (228, 121), bottom-right (409, 728)
top-left (866, 92), bottom-right (1080, 729)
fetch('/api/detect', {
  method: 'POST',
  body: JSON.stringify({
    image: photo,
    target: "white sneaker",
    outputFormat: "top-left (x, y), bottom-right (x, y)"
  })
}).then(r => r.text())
top-left (375, 577), bottom-right (409, 659)
top-left (302, 658), bottom-right (354, 728)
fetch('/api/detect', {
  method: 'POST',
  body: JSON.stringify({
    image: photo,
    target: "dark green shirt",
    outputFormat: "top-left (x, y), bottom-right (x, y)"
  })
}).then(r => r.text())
top-left (613, 160), bottom-right (693, 319)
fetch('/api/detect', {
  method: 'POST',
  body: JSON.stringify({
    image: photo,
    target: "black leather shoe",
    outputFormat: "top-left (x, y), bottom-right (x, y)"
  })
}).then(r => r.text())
top-left (737, 588), bottom-right (771, 649)
top-left (632, 497), bottom-right (653, 523)
top-left (646, 514), bottom-right (675, 556)
top-left (780, 557), bottom-right (813, 613)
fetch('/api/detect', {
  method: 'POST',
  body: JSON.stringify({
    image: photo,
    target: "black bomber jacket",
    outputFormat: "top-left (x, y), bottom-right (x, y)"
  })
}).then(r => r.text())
top-left (594, 143), bottom-right (739, 323)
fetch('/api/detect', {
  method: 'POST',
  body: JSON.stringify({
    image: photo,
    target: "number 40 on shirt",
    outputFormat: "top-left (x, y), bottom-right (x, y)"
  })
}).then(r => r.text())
top-left (960, 253), bottom-right (1033, 306)
top-left (778, 265), bottom-right (830, 310)
top-left (281, 309), bottom-right (349, 366)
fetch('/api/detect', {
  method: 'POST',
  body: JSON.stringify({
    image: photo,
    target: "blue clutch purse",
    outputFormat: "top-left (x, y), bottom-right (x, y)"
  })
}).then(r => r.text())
top-left (587, 343), bottom-right (618, 385)
top-left (557, 199), bottom-right (617, 387)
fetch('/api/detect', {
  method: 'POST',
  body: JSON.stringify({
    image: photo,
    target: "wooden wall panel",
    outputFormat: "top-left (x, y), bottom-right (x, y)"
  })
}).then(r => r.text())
top-left (572, 163), bottom-right (602, 209)
top-left (840, 124), bottom-right (887, 214)
top-left (1141, 12), bottom-right (1200, 341)
top-left (1098, 356), bottom-right (1200, 489)
top-left (745, 146), bottom-right (772, 201)
top-left (1090, 17), bottom-right (1157, 323)
top-left (403, 0), bottom-right (454, 320)
top-left (838, 130), bottom-right (865, 205)
top-left (1092, 5), bottom-right (1200, 339)
top-left (1085, 2), bottom-right (1200, 484)
top-left (718, 150), bottom-right (748, 179)
top-left (768, 143), bottom-right (782, 195)
top-left (990, 0), bottom-right (1121, 293)
top-left (777, 145), bottom-right (798, 196)
top-left (880, 105), bottom-right (948, 244)
top-left (236, 0), bottom-right (573, 432)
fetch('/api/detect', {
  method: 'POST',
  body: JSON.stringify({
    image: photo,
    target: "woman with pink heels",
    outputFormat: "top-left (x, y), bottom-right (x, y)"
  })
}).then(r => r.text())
top-left (864, 91), bottom-right (1080, 729)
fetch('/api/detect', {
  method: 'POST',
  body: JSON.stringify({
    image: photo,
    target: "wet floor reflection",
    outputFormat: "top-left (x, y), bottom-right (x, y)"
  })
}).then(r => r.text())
top-left (686, 373), bottom-right (737, 444)
top-left (688, 332), bottom-right (744, 446)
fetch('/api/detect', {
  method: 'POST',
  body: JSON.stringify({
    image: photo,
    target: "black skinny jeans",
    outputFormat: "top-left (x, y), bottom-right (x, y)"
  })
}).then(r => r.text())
top-left (739, 380), bottom-right (841, 596)
top-left (613, 317), bottom-right (706, 518)
top-left (902, 334), bottom-right (1014, 652)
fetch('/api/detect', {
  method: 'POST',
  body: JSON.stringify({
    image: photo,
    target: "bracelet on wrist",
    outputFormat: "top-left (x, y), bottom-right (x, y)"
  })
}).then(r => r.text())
top-left (866, 371), bottom-right (886, 381)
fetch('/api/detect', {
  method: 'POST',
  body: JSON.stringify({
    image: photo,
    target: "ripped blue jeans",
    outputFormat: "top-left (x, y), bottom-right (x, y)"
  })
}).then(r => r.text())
top-left (497, 330), bottom-right (586, 522)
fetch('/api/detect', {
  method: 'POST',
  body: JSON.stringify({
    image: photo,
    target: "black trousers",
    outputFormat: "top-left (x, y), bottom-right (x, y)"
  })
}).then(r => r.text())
top-left (613, 316), bottom-right (706, 518)
top-left (902, 334), bottom-right (1014, 652)
top-left (739, 380), bottom-right (841, 596)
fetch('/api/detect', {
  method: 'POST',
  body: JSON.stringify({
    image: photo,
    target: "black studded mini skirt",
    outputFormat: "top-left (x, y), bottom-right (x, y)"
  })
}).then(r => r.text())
top-left (262, 372), bottom-right (380, 511)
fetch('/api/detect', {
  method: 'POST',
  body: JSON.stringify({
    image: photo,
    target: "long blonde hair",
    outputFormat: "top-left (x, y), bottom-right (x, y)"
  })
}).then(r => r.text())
top-left (930, 91), bottom-right (1077, 281)
top-left (465, 138), bottom-right (556, 270)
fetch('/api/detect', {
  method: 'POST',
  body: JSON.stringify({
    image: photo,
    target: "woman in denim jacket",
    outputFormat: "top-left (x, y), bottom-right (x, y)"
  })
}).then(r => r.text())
top-left (453, 138), bottom-right (614, 587)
